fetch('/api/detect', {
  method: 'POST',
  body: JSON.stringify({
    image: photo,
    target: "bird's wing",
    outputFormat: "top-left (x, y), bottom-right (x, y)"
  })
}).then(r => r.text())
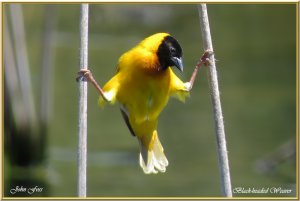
top-left (120, 105), bottom-right (136, 136)
top-left (169, 70), bottom-right (190, 102)
top-left (98, 74), bottom-right (120, 107)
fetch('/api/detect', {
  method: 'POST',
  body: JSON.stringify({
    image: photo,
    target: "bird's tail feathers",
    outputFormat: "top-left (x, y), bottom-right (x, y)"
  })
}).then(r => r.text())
top-left (138, 133), bottom-right (168, 174)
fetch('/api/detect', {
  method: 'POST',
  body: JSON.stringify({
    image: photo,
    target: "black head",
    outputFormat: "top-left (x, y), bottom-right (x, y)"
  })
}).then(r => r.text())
top-left (157, 35), bottom-right (183, 71)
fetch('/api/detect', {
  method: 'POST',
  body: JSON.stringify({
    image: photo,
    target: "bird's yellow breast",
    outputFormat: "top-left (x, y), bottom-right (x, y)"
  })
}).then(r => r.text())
top-left (116, 66), bottom-right (172, 123)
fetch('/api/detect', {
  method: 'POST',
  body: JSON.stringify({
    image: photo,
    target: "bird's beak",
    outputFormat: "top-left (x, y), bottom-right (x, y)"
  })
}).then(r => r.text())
top-left (171, 57), bottom-right (184, 72)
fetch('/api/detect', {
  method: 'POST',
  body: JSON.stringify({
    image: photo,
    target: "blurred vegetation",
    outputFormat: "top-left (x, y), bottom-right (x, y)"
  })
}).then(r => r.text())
top-left (4, 3), bottom-right (297, 197)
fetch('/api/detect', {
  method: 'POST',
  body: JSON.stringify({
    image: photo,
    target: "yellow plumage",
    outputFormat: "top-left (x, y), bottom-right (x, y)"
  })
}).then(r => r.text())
top-left (99, 33), bottom-right (190, 174)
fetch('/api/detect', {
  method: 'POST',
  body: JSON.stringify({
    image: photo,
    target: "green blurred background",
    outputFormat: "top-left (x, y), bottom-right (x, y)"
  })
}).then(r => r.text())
top-left (4, 3), bottom-right (297, 197)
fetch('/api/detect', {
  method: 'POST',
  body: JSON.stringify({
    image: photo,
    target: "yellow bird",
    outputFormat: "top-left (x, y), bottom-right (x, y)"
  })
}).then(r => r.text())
top-left (77, 33), bottom-right (209, 174)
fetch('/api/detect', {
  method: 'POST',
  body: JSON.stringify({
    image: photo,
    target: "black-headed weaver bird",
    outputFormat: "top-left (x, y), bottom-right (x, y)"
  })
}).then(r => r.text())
top-left (77, 33), bottom-right (210, 174)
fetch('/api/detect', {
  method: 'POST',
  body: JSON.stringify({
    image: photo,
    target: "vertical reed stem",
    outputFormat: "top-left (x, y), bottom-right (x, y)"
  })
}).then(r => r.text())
top-left (197, 4), bottom-right (232, 197)
top-left (78, 4), bottom-right (89, 197)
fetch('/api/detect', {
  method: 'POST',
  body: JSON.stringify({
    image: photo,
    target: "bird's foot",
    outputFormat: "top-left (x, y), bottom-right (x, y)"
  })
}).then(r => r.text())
top-left (76, 69), bottom-right (93, 82)
top-left (197, 50), bottom-right (214, 68)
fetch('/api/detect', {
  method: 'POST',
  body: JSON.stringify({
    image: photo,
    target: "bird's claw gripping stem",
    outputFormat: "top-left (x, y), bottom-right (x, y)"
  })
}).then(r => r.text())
top-left (76, 69), bottom-right (108, 101)
top-left (76, 69), bottom-right (92, 82)
top-left (198, 49), bottom-right (214, 68)
top-left (187, 50), bottom-right (214, 91)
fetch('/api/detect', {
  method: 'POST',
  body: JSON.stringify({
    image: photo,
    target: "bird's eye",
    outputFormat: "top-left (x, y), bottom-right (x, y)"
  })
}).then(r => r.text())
top-left (170, 47), bottom-right (176, 53)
